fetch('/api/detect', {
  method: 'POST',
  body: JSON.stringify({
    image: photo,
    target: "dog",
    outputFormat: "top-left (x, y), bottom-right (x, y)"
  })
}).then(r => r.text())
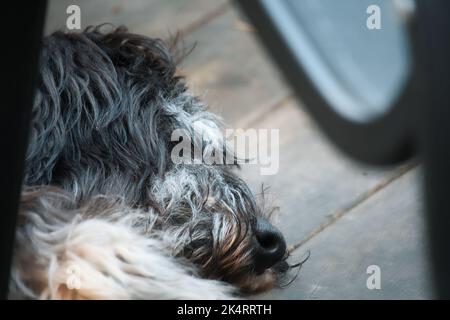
top-left (9, 26), bottom-right (299, 299)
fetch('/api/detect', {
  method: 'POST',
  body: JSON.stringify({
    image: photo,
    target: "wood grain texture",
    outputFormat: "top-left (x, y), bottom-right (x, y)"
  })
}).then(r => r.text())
top-left (257, 169), bottom-right (432, 299)
top-left (236, 99), bottom-right (414, 247)
top-left (179, 6), bottom-right (291, 125)
top-left (44, 0), bottom-right (228, 36)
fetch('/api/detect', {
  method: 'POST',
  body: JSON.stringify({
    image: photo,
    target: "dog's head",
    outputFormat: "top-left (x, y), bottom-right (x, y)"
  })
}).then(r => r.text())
top-left (25, 26), bottom-right (299, 295)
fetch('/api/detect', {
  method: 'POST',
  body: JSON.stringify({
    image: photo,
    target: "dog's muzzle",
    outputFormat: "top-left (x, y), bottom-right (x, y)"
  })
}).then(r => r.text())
top-left (253, 218), bottom-right (287, 274)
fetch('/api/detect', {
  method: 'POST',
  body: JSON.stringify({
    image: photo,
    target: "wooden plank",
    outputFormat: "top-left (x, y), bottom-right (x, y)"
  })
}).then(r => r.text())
top-left (44, 0), bottom-right (228, 36)
top-left (45, 1), bottom-right (290, 128)
top-left (177, 6), bottom-right (413, 251)
top-left (236, 98), bottom-right (414, 247)
top-left (179, 6), bottom-right (291, 125)
top-left (257, 169), bottom-right (432, 299)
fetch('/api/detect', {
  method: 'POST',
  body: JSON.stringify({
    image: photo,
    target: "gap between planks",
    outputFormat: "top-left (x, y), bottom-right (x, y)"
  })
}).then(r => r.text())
top-left (177, 2), bottom-right (230, 37)
top-left (237, 94), bottom-right (294, 129)
top-left (287, 161), bottom-right (420, 253)
top-left (175, 3), bottom-right (421, 257)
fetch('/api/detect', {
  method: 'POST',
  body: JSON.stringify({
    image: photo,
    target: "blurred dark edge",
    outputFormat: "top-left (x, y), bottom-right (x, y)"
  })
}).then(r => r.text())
top-left (234, 0), bottom-right (423, 166)
top-left (236, 0), bottom-right (450, 298)
top-left (0, 1), bottom-right (47, 299)
top-left (417, 0), bottom-right (450, 300)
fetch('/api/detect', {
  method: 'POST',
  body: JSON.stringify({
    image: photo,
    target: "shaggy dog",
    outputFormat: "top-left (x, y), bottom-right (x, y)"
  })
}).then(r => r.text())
top-left (9, 26), bottom-right (299, 299)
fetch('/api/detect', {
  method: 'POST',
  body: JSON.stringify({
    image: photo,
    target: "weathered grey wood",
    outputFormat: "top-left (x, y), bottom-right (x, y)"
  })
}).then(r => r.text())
top-left (45, 0), bottom-right (227, 36)
top-left (176, 6), bottom-right (413, 250)
top-left (179, 6), bottom-right (291, 125)
top-left (257, 169), bottom-right (432, 299)
top-left (45, 1), bottom-right (289, 128)
top-left (236, 99), bottom-right (412, 247)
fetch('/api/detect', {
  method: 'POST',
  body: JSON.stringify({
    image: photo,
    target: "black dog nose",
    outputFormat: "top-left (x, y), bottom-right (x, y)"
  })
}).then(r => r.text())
top-left (253, 218), bottom-right (287, 274)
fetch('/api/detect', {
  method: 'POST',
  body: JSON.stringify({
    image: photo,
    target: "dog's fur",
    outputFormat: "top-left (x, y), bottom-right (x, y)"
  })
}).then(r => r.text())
top-left (9, 26), bottom-right (292, 299)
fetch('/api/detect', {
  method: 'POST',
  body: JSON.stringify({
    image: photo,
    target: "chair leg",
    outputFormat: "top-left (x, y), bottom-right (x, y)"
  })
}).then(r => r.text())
top-left (0, 1), bottom-right (47, 299)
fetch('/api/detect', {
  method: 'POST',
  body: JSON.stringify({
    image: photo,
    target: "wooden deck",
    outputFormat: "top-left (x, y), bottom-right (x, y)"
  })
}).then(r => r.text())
top-left (45, 0), bottom-right (432, 299)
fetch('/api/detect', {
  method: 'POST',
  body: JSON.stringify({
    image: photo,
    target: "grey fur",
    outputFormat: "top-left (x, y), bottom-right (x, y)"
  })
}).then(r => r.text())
top-left (11, 26), bottom-right (292, 299)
